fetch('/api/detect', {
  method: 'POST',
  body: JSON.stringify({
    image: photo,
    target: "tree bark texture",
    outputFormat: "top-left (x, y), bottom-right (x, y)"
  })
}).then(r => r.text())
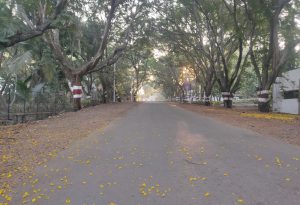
top-left (222, 92), bottom-right (233, 108)
top-left (71, 77), bottom-right (83, 111)
top-left (257, 90), bottom-right (270, 112)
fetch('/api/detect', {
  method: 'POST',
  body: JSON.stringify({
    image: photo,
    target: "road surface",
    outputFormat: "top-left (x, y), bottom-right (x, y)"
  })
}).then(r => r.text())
top-left (13, 103), bottom-right (300, 205)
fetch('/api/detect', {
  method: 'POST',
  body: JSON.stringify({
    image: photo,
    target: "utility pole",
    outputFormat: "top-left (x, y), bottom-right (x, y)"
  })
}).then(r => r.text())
top-left (113, 63), bottom-right (116, 103)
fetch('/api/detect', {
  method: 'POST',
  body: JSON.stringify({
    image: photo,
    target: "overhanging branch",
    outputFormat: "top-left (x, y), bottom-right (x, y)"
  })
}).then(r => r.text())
top-left (0, 0), bottom-right (68, 49)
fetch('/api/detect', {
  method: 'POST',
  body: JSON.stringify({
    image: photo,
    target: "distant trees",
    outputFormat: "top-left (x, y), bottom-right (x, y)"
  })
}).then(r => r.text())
top-left (152, 54), bottom-right (186, 101)
top-left (154, 0), bottom-right (299, 111)
top-left (157, 1), bottom-right (216, 105)
top-left (1, 0), bottom-right (299, 113)
top-left (119, 27), bottom-right (154, 102)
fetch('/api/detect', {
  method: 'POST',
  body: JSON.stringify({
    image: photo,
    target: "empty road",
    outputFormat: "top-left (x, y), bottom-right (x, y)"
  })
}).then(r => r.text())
top-left (13, 103), bottom-right (300, 205)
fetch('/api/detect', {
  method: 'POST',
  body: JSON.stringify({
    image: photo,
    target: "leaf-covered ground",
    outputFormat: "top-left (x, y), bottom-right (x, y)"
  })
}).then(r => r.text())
top-left (176, 103), bottom-right (300, 146)
top-left (7, 103), bottom-right (300, 205)
top-left (0, 103), bottom-right (135, 204)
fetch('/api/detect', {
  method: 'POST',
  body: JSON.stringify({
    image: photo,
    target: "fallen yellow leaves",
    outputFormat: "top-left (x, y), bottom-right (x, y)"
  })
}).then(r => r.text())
top-left (240, 113), bottom-right (296, 121)
top-left (0, 184), bottom-right (12, 204)
top-left (255, 155), bottom-right (263, 161)
top-left (179, 147), bottom-right (194, 161)
top-left (6, 173), bottom-right (12, 178)
top-left (285, 177), bottom-right (291, 182)
top-left (189, 177), bottom-right (198, 183)
top-left (139, 179), bottom-right (171, 198)
top-left (22, 192), bottom-right (30, 198)
top-left (4, 196), bottom-right (11, 202)
top-left (65, 197), bottom-right (71, 204)
top-left (188, 176), bottom-right (208, 185)
top-left (0, 104), bottom-right (135, 205)
top-left (274, 156), bottom-right (283, 167)
top-left (32, 178), bottom-right (39, 184)
top-left (204, 192), bottom-right (210, 197)
top-left (31, 197), bottom-right (37, 203)
top-left (236, 198), bottom-right (245, 204)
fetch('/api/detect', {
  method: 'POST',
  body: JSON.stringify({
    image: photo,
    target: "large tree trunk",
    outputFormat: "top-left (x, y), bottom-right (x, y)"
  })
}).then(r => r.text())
top-left (204, 97), bottom-right (211, 106)
top-left (71, 77), bottom-right (83, 111)
top-left (204, 92), bottom-right (211, 106)
top-left (258, 102), bottom-right (270, 113)
top-left (223, 99), bottom-right (233, 108)
top-left (73, 98), bottom-right (82, 111)
top-left (222, 92), bottom-right (233, 108)
top-left (204, 86), bottom-right (213, 106)
top-left (257, 90), bottom-right (270, 112)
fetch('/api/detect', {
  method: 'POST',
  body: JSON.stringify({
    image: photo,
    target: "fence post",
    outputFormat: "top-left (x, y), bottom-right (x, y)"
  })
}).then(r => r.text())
top-left (36, 92), bottom-right (39, 120)
top-left (7, 87), bottom-right (11, 120)
top-left (298, 79), bottom-right (300, 115)
top-left (22, 98), bottom-right (26, 123)
top-left (47, 93), bottom-right (50, 113)
top-left (54, 91), bottom-right (57, 115)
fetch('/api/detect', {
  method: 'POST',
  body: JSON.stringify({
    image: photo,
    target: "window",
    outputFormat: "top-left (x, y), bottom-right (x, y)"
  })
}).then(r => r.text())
top-left (283, 90), bottom-right (299, 99)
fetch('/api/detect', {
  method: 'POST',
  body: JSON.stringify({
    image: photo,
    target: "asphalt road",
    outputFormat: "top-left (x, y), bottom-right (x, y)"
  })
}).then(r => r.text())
top-left (13, 103), bottom-right (300, 205)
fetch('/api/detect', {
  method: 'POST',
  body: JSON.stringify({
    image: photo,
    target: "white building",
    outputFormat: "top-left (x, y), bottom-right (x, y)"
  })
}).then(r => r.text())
top-left (273, 68), bottom-right (300, 114)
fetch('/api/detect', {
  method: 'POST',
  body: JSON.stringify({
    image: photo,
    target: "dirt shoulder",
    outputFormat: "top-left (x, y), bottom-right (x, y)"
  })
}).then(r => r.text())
top-left (0, 103), bottom-right (136, 200)
top-left (174, 103), bottom-right (300, 146)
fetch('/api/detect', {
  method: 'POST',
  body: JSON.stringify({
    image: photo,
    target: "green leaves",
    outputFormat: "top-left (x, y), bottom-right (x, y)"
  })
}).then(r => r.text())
top-left (0, 2), bottom-right (24, 40)
top-left (1, 51), bottom-right (32, 75)
top-left (16, 78), bottom-right (31, 100)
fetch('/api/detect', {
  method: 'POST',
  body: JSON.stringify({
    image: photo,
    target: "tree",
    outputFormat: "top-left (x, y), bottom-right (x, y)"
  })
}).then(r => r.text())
top-left (155, 0), bottom-right (251, 108)
top-left (245, 0), bottom-right (300, 112)
top-left (159, 1), bottom-right (217, 105)
top-left (45, 0), bottom-right (147, 110)
top-left (193, 0), bottom-right (251, 108)
top-left (122, 42), bottom-right (153, 101)
top-left (153, 54), bottom-right (186, 101)
top-left (0, 0), bottom-right (67, 49)
top-left (0, 48), bottom-right (33, 111)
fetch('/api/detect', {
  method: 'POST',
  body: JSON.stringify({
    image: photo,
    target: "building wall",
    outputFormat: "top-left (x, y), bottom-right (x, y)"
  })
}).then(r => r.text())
top-left (273, 68), bottom-right (300, 114)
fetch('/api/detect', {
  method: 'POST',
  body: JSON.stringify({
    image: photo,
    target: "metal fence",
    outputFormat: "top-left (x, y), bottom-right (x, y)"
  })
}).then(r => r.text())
top-left (0, 84), bottom-right (115, 125)
top-left (0, 87), bottom-right (72, 124)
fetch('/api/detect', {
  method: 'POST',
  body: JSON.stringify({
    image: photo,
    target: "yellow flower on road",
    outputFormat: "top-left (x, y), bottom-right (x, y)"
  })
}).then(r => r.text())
top-left (22, 192), bottom-right (30, 198)
top-left (237, 198), bottom-right (245, 204)
top-left (275, 156), bottom-right (282, 166)
top-left (204, 192), bottom-right (210, 197)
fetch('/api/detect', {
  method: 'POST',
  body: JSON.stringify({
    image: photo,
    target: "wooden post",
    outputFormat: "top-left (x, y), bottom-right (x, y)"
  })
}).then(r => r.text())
top-left (298, 79), bottom-right (300, 115)
top-left (7, 87), bottom-right (10, 120)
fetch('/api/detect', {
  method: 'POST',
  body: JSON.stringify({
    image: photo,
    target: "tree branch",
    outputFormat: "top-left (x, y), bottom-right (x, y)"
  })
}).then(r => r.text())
top-left (0, 0), bottom-right (68, 49)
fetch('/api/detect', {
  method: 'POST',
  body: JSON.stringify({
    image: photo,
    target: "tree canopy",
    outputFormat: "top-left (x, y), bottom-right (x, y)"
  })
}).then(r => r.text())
top-left (0, 0), bottom-right (299, 112)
